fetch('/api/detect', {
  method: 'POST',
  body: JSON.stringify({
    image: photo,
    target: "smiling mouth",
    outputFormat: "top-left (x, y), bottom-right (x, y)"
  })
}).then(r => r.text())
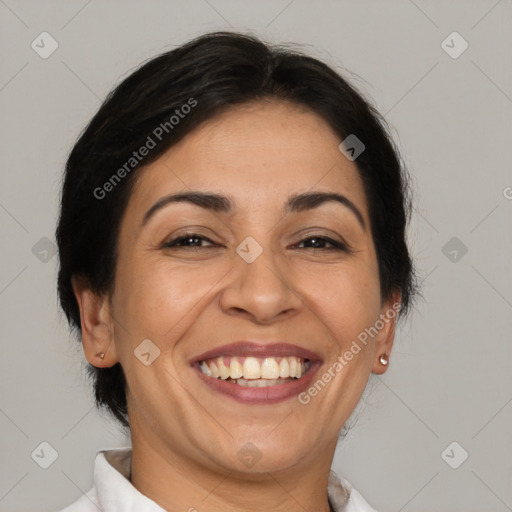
top-left (198, 356), bottom-right (311, 387)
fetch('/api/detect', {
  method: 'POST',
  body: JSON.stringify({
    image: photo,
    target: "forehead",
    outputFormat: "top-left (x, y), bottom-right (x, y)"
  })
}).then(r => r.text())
top-left (128, 100), bottom-right (368, 220)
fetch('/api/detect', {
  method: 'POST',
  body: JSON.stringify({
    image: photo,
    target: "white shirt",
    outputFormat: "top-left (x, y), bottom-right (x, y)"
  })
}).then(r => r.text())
top-left (56, 447), bottom-right (377, 512)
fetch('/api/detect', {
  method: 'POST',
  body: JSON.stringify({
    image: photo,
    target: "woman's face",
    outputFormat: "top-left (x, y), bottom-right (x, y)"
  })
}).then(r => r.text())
top-left (88, 100), bottom-right (397, 474)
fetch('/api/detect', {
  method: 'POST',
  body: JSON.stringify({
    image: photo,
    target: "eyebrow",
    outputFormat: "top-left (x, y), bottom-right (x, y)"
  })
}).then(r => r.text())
top-left (141, 191), bottom-right (366, 230)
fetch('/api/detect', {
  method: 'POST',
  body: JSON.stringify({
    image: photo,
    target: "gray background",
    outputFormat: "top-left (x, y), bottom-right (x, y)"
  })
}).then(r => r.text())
top-left (1, 1), bottom-right (511, 511)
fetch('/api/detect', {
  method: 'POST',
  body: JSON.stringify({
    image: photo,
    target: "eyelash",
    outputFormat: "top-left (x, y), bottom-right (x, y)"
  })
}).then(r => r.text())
top-left (163, 233), bottom-right (349, 252)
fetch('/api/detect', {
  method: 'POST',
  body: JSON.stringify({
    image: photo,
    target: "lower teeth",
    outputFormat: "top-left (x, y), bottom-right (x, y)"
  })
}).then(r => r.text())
top-left (229, 377), bottom-right (297, 387)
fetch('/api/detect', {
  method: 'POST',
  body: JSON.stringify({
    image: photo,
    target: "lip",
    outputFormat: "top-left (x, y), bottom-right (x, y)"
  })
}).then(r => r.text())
top-left (190, 341), bottom-right (323, 404)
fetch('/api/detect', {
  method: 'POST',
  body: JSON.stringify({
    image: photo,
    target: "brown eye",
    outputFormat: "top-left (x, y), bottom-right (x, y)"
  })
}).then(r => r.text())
top-left (295, 236), bottom-right (348, 251)
top-left (163, 234), bottom-right (217, 248)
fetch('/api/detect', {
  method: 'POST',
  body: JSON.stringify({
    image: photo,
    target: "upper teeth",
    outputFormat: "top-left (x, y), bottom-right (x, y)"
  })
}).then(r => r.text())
top-left (199, 356), bottom-right (309, 380)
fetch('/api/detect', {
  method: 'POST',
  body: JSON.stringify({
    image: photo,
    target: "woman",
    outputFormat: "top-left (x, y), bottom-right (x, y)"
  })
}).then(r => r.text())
top-left (55, 31), bottom-right (416, 512)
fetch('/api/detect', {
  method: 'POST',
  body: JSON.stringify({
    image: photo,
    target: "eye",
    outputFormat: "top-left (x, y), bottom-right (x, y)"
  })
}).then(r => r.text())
top-left (295, 236), bottom-right (348, 251)
top-left (162, 233), bottom-right (348, 251)
top-left (163, 233), bottom-right (218, 248)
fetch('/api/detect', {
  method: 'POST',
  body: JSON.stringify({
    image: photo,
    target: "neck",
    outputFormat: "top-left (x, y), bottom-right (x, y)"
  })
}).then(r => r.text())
top-left (129, 428), bottom-right (336, 512)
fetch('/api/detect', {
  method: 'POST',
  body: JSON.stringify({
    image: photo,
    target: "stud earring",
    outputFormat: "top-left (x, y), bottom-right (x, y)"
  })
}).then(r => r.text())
top-left (98, 353), bottom-right (105, 359)
top-left (379, 353), bottom-right (389, 366)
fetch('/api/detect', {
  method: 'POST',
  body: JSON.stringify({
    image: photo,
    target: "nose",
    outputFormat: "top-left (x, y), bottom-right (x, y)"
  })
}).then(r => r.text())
top-left (219, 244), bottom-right (302, 325)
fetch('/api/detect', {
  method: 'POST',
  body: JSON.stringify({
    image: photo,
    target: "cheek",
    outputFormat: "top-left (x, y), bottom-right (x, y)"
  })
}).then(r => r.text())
top-left (113, 256), bottom-right (228, 341)
top-left (306, 259), bottom-right (382, 343)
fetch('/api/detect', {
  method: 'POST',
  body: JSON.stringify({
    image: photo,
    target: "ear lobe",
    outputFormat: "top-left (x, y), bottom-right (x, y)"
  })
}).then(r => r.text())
top-left (71, 276), bottom-right (118, 367)
top-left (371, 294), bottom-right (401, 375)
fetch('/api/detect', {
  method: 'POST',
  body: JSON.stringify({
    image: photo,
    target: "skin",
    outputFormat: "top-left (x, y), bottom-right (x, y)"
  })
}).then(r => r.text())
top-left (73, 99), bottom-right (400, 512)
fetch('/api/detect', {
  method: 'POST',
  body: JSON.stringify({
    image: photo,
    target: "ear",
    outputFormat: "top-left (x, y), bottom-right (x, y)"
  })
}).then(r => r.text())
top-left (371, 292), bottom-right (402, 375)
top-left (71, 276), bottom-right (119, 368)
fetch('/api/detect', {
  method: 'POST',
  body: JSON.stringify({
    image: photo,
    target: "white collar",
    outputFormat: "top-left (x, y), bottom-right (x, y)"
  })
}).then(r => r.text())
top-left (58, 447), bottom-right (377, 512)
